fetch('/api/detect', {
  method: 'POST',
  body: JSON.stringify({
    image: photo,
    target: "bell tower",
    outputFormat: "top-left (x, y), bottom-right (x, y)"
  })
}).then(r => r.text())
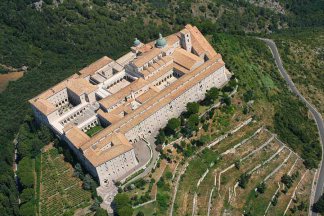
top-left (180, 29), bottom-right (192, 53)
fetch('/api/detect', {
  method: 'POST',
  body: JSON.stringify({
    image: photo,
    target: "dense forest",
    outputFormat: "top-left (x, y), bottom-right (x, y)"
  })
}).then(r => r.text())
top-left (0, 0), bottom-right (323, 215)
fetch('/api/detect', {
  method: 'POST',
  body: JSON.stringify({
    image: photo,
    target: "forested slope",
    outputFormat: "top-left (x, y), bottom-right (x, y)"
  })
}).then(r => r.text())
top-left (0, 0), bottom-right (323, 215)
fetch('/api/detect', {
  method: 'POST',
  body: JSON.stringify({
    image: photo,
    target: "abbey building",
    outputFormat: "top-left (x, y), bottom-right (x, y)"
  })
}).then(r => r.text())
top-left (29, 24), bottom-right (231, 187)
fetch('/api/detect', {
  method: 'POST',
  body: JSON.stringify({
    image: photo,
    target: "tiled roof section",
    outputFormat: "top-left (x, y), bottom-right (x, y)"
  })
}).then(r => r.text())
top-left (172, 48), bottom-right (203, 71)
top-left (83, 133), bottom-right (133, 166)
top-left (185, 24), bottom-right (217, 59)
top-left (31, 98), bottom-right (57, 115)
top-left (140, 56), bottom-right (173, 79)
top-left (99, 78), bottom-right (149, 109)
top-left (173, 63), bottom-right (190, 74)
top-left (97, 109), bottom-right (121, 124)
top-left (80, 55), bottom-right (224, 152)
top-left (132, 48), bottom-right (161, 68)
top-left (137, 43), bottom-right (154, 53)
top-left (65, 126), bottom-right (90, 148)
top-left (79, 56), bottom-right (113, 77)
top-left (29, 73), bottom-right (98, 114)
top-left (67, 78), bottom-right (98, 95)
top-left (135, 87), bottom-right (159, 104)
top-left (119, 59), bottom-right (224, 134)
top-left (145, 64), bottom-right (173, 83)
top-left (166, 34), bottom-right (180, 45)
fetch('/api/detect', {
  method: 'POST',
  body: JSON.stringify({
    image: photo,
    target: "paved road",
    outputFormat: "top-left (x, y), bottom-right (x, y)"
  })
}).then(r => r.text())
top-left (259, 38), bottom-right (324, 215)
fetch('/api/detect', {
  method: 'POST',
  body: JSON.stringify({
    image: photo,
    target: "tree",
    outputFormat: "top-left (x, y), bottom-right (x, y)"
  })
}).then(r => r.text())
top-left (272, 196), bottom-right (278, 206)
top-left (238, 173), bottom-right (251, 189)
top-left (20, 188), bottom-right (34, 204)
top-left (136, 211), bottom-right (145, 216)
top-left (185, 114), bottom-right (200, 136)
top-left (281, 174), bottom-right (293, 189)
top-left (155, 130), bottom-right (166, 145)
top-left (204, 87), bottom-right (219, 105)
top-left (313, 194), bottom-right (324, 213)
top-left (165, 118), bottom-right (181, 135)
top-left (202, 123), bottom-right (209, 132)
top-left (243, 90), bottom-right (255, 102)
top-left (197, 135), bottom-right (210, 146)
top-left (19, 201), bottom-right (35, 216)
top-left (188, 114), bottom-right (199, 128)
top-left (90, 197), bottom-right (101, 212)
top-left (256, 182), bottom-right (266, 194)
top-left (95, 208), bottom-right (108, 216)
top-left (186, 102), bottom-right (199, 115)
top-left (113, 193), bottom-right (133, 216)
top-left (83, 174), bottom-right (93, 190)
top-left (222, 96), bottom-right (232, 106)
top-left (37, 124), bottom-right (53, 144)
top-left (199, 5), bottom-right (206, 13)
top-left (74, 163), bottom-right (84, 179)
top-left (17, 157), bottom-right (34, 189)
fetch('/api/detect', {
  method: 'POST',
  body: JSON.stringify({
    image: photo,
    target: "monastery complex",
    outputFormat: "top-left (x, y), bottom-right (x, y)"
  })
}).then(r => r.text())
top-left (29, 24), bottom-right (231, 189)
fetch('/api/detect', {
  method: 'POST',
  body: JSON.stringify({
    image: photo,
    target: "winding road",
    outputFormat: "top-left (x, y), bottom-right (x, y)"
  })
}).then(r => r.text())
top-left (259, 38), bottom-right (324, 215)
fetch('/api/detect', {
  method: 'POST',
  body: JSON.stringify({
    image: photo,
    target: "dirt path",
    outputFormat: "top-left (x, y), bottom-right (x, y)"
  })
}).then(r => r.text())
top-left (0, 71), bottom-right (24, 92)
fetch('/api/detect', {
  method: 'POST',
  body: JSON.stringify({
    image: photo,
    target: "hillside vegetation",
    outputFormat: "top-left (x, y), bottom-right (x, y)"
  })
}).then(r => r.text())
top-left (0, 0), bottom-right (323, 215)
top-left (272, 28), bottom-right (324, 117)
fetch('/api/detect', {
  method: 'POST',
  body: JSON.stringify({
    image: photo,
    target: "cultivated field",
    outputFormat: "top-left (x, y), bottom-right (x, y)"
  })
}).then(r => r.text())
top-left (38, 148), bottom-right (93, 216)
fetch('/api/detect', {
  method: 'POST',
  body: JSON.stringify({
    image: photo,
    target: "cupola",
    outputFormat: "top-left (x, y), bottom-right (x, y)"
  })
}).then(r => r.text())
top-left (133, 38), bottom-right (141, 47)
top-left (155, 33), bottom-right (167, 48)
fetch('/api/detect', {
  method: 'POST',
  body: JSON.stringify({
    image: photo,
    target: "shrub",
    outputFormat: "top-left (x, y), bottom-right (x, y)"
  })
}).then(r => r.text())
top-left (238, 173), bottom-right (251, 189)
top-left (281, 174), bottom-right (293, 189)
top-left (186, 102), bottom-right (200, 115)
top-left (256, 182), bottom-right (266, 194)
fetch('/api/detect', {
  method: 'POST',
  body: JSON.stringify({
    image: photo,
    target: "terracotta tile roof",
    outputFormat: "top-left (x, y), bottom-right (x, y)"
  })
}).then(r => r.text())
top-left (99, 78), bottom-right (149, 109)
top-left (146, 64), bottom-right (173, 83)
top-left (97, 109), bottom-right (121, 124)
top-left (137, 44), bottom-right (154, 53)
top-left (132, 48), bottom-right (161, 68)
top-left (29, 74), bottom-right (98, 114)
top-left (65, 127), bottom-right (90, 148)
top-left (172, 48), bottom-right (203, 71)
top-left (31, 98), bottom-right (57, 115)
top-left (173, 63), bottom-right (190, 74)
top-left (67, 78), bottom-right (98, 95)
top-left (83, 133), bottom-right (134, 166)
top-left (166, 34), bottom-right (180, 45)
top-left (185, 24), bottom-right (217, 59)
top-left (135, 87), bottom-right (159, 104)
top-left (79, 56), bottom-right (113, 77)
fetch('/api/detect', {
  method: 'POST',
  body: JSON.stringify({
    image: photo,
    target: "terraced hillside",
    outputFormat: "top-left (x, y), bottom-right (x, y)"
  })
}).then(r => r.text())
top-left (126, 115), bottom-right (313, 216)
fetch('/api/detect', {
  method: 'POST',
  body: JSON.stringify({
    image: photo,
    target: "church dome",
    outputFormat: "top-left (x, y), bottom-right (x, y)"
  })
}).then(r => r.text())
top-left (134, 38), bottom-right (141, 47)
top-left (155, 33), bottom-right (167, 48)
